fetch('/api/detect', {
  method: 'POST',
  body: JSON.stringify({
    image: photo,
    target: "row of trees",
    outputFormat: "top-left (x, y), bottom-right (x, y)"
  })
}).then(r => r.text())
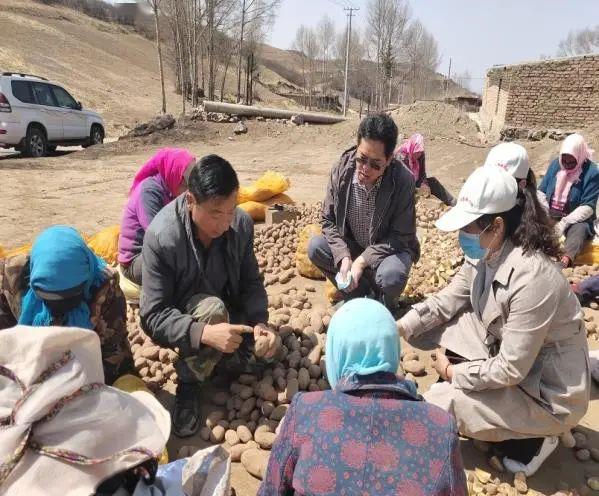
top-left (148, 0), bottom-right (281, 114)
top-left (557, 25), bottom-right (599, 57)
top-left (291, 0), bottom-right (442, 113)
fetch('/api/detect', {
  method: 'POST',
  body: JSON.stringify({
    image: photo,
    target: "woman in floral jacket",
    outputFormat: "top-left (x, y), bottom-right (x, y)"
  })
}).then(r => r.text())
top-left (259, 298), bottom-right (467, 496)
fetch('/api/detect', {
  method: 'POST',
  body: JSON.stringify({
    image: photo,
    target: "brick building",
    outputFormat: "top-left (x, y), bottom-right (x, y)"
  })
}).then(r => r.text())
top-left (479, 54), bottom-right (599, 136)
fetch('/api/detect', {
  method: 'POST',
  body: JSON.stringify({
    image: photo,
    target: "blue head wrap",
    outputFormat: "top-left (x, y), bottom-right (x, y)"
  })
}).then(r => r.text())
top-left (326, 298), bottom-right (400, 389)
top-left (18, 226), bottom-right (107, 329)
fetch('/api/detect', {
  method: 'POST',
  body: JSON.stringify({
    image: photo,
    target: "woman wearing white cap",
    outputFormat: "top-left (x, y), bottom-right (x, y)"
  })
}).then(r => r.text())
top-left (398, 166), bottom-right (589, 476)
top-left (538, 133), bottom-right (599, 267)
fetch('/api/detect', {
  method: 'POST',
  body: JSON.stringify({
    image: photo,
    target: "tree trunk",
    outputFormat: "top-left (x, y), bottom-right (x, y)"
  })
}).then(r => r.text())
top-left (220, 51), bottom-right (233, 102)
top-left (236, 0), bottom-right (246, 103)
top-left (152, 6), bottom-right (167, 114)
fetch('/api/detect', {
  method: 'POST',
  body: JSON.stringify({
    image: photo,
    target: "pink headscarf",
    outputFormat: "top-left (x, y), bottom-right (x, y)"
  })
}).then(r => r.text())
top-left (129, 148), bottom-right (196, 197)
top-left (551, 134), bottom-right (595, 212)
top-left (396, 133), bottom-right (425, 181)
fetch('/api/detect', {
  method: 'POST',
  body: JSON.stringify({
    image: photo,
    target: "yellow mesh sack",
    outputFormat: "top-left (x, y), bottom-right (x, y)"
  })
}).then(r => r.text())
top-left (238, 194), bottom-right (295, 222)
top-left (0, 245), bottom-right (5, 259)
top-left (575, 241), bottom-right (599, 266)
top-left (87, 225), bottom-right (120, 264)
top-left (5, 244), bottom-right (32, 258)
top-left (296, 224), bottom-right (325, 279)
top-left (324, 278), bottom-right (342, 303)
top-left (113, 374), bottom-right (169, 465)
top-left (238, 171), bottom-right (290, 204)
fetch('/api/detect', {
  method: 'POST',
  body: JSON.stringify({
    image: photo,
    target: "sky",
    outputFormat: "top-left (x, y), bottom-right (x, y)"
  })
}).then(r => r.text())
top-left (268, 0), bottom-right (599, 92)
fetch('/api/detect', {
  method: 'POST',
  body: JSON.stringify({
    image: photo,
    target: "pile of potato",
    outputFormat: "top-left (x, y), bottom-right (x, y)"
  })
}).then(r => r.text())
top-left (193, 288), bottom-right (333, 476)
top-left (126, 306), bottom-right (179, 389)
top-left (404, 199), bottom-right (463, 299)
top-left (254, 204), bottom-right (320, 287)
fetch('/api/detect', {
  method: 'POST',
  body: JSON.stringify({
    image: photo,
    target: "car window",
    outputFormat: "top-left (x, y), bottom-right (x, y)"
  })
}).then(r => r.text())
top-left (31, 82), bottom-right (57, 107)
top-left (11, 81), bottom-right (35, 104)
top-left (51, 85), bottom-right (78, 110)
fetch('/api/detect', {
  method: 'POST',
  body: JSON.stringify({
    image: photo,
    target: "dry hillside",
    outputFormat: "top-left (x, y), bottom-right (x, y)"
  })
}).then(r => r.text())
top-left (0, 0), bottom-right (305, 136)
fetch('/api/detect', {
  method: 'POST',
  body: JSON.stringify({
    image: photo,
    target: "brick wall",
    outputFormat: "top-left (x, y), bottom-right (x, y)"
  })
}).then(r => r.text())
top-left (480, 54), bottom-right (599, 134)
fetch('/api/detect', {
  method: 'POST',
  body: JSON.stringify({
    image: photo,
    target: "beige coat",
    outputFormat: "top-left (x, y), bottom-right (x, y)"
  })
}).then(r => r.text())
top-left (400, 242), bottom-right (590, 441)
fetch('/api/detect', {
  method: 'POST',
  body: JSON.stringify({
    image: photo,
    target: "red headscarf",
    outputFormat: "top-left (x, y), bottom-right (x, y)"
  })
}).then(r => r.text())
top-left (129, 148), bottom-right (195, 197)
top-left (396, 133), bottom-right (425, 181)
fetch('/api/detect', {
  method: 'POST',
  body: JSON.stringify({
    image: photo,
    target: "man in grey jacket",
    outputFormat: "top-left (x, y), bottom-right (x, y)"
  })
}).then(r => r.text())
top-left (308, 114), bottom-right (420, 311)
top-left (140, 155), bottom-right (278, 437)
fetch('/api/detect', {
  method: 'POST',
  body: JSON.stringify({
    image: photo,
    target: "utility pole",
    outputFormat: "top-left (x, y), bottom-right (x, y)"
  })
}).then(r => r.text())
top-left (444, 57), bottom-right (452, 99)
top-left (343, 7), bottom-right (358, 117)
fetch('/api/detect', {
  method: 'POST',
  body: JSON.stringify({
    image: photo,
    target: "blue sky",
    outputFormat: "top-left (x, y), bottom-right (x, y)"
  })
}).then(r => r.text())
top-left (268, 0), bottom-right (599, 91)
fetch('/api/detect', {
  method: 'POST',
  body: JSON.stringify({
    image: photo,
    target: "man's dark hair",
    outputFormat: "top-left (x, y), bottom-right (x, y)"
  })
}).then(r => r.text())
top-left (357, 113), bottom-right (399, 158)
top-left (188, 154), bottom-right (239, 203)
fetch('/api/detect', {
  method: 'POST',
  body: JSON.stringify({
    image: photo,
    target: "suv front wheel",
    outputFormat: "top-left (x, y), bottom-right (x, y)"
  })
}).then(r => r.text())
top-left (24, 126), bottom-right (47, 158)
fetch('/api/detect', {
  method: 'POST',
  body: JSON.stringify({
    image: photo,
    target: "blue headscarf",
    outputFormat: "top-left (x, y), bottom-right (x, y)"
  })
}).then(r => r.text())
top-left (326, 298), bottom-right (400, 389)
top-left (18, 226), bottom-right (107, 329)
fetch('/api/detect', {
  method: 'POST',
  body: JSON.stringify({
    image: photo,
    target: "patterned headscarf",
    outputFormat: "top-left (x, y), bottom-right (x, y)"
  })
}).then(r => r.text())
top-left (129, 148), bottom-right (195, 197)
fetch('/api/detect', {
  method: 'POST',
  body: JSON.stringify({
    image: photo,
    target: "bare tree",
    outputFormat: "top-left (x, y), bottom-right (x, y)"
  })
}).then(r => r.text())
top-left (557, 25), bottom-right (599, 57)
top-left (147, 0), bottom-right (167, 113)
top-left (366, 0), bottom-right (410, 110)
top-left (402, 20), bottom-right (439, 101)
top-left (317, 15), bottom-right (335, 104)
top-left (235, 0), bottom-right (281, 103)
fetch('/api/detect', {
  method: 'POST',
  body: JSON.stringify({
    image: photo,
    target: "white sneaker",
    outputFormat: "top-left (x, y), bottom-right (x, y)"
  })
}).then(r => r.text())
top-left (503, 436), bottom-right (559, 477)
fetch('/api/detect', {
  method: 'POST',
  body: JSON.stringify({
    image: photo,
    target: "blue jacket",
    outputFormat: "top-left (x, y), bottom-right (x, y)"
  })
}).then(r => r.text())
top-left (259, 373), bottom-right (467, 496)
top-left (539, 159), bottom-right (599, 224)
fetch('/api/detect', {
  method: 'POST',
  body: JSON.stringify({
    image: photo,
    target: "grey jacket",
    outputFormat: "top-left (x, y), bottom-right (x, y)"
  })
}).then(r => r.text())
top-left (321, 146), bottom-right (420, 269)
top-left (140, 195), bottom-right (268, 358)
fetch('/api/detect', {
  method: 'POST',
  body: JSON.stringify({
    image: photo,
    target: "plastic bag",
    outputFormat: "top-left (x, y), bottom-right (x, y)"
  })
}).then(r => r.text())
top-left (238, 193), bottom-right (295, 222)
top-left (117, 265), bottom-right (142, 303)
top-left (295, 224), bottom-right (325, 279)
top-left (238, 171), bottom-right (290, 204)
top-left (88, 225), bottom-right (120, 264)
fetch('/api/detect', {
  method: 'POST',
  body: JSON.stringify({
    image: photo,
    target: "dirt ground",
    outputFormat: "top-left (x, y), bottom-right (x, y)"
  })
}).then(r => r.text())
top-left (2, 108), bottom-right (599, 495)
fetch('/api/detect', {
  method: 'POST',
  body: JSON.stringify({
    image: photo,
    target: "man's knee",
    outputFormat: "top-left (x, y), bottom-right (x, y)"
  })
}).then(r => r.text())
top-left (186, 294), bottom-right (229, 324)
top-left (308, 234), bottom-right (332, 265)
top-left (375, 255), bottom-right (412, 297)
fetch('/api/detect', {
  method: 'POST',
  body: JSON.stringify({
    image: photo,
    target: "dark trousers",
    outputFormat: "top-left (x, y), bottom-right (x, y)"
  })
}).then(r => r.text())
top-left (120, 254), bottom-right (143, 286)
top-left (563, 222), bottom-right (592, 260)
top-left (425, 177), bottom-right (457, 207)
top-left (307, 234), bottom-right (412, 304)
top-left (577, 275), bottom-right (599, 303)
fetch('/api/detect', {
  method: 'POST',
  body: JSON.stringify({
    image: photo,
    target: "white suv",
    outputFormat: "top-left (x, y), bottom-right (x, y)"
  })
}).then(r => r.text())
top-left (0, 73), bottom-right (105, 157)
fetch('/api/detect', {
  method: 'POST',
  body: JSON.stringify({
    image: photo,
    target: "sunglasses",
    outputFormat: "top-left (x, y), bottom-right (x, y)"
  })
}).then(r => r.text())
top-left (355, 155), bottom-right (384, 171)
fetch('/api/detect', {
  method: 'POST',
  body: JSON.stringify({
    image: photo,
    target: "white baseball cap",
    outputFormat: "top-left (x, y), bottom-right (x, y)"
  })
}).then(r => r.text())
top-left (483, 142), bottom-right (530, 179)
top-left (435, 166), bottom-right (518, 232)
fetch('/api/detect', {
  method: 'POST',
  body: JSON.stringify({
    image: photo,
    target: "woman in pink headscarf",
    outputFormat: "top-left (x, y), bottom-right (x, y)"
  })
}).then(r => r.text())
top-left (118, 148), bottom-right (196, 284)
top-left (394, 133), bottom-right (456, 206)
top-left (539, 133), bottom-right (599, 267)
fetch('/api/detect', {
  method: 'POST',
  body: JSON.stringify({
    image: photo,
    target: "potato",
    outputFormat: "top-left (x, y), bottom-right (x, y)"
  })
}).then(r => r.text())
top-left (240, 397), bottom-right (257, 417)
top-left (286, 378), bottom-right (299, 401)
top-left (206, 410), bottom-right (225, 428)
top-left (239, 385), bottom-right (255, 400)
top-left (177, 445), bottom-right (199, 459)
top-left (200, 426), bottom-right (211, 442)
top-left (212, 391), bottom-right (229, 407)
top-left (230, 440), bottom-right (259, 462)
top-left (255, 430), bottom-right (277, 450)
top-left (237, 425), bottom-right (253, 443)
top-left (307, 345), bottom-right (322, 366)
top-left (254, 335), bottom-right (270, 358)
top-left (225, 429), bottom-right (240, 446)
top-left (308, 364), bottom-right (321, 379)
top-left (210, 425), bottom-right (226, 443)
top-left (241, 448), bottom-right (270, 480)
top-left (270, 404), bottom-right (288, 421)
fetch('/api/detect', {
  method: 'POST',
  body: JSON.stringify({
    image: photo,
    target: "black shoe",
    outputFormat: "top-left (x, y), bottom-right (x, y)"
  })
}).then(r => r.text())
top-left (173, 383), bottom-right (201, 438)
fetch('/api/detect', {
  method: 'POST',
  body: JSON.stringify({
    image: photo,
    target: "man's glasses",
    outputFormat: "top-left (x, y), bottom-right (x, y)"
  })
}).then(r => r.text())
top-left (355, 155), bottom-right (383, 171)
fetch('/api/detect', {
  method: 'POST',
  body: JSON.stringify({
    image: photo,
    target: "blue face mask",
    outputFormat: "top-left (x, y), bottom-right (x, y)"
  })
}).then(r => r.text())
top-left (458, 229), bottom-right (489, 260)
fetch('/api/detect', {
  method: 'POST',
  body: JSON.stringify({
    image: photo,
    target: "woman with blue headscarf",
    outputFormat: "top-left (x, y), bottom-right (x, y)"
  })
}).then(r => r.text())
top-left (0, 226), bottom-right (133, 384)
top-left (259, 298), bottom-right (467, 496)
